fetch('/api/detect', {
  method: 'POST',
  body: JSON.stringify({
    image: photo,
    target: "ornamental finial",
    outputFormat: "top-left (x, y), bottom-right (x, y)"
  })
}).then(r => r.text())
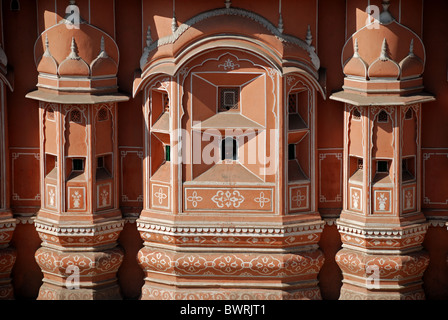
top-left (379, 0), bottom-right (394, 24)
top-left (379, 38), bottom-right (389, 61)
top-left (353, 38), bottom-right (359, 58)
top-left (67, 37), bottom-right (80, 60)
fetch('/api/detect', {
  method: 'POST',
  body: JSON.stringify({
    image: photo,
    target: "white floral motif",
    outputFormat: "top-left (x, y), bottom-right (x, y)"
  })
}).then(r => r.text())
top-left (292, 190), bottom-right (306, 208)
top-left (186, 191), bottom-right (203, 208)
top-left (72, 191), bottom-right (82, 208)
top-left (405, 190), bottom-right (413, 209)
top-left (218, 58), bottom-right (240, 70)
top-left (154, 188), bottom-right (167, 205)
top-left (212, 190), bottom-right (245, 208)
top-left (352, 192), bottom-right (360, 209)
top-left (254, 192), bottom-right (270, 208)
top-left (377, 193), bottom-right (387, 211)
top-left (101, 189), bottom-right (109, 207)
top-left (48, 189), bottom-right (55, 207)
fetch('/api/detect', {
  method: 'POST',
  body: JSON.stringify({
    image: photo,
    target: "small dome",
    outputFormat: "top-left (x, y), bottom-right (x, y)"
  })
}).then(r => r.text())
top-left (399, 39), bottom-right (424, 79)
top-left (90, 37), bottom-right (118, 77)
top-left (58, 37), bottom-right (90, 77)
top-left (343, 39), bottom-right (368, 79)
top-left (37, 35), bottom-right (58, 75)
top-left (368, 39), bottom-right (400, 79)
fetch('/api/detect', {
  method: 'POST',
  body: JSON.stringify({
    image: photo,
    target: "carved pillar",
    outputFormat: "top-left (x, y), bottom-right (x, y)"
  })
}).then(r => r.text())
top-left (334, 103), bottom-right (430, 299)
top-left (330, 1), bottom-right (434, 300)
top-left (33, 101), bottom-right (124, 300)
top-left (26, 7), bottom-right (129, 299)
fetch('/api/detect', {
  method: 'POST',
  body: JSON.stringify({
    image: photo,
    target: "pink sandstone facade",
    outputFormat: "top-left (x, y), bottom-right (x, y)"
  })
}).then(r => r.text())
top-left (0, 0), bottom-right (448, 300)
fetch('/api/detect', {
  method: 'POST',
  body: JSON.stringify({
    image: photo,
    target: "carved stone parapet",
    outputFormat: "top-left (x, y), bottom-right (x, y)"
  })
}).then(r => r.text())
top-left (337, 218), bottom-right (428, 251)
top-left (35, 218), bottom-right (125, 248)
top-left (137, 218), bottom-right (325, 249)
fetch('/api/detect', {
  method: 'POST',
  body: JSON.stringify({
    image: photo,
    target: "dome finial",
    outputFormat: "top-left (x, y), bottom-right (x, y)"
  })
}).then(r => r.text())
top-left (67, 37), bottom-right (80, 60)
top-left (379, 38), bottom-right (389, 61)
top-left (380, 0), bottom-right (394, 24)
top-left (97, 36), bottom-right (108, 58)
top-left (353, 38), bottom-right (359, 58)
top-left (43, 34), bottom-right (51, 56)
top-left (145, 25), bottom-right (152, 47)
top-left (409, 39), bottom-right (415, 57)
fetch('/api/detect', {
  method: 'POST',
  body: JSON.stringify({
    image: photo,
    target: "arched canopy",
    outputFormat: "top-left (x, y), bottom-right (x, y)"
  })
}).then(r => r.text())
top-left (134, 7), bottom-right (325, 98)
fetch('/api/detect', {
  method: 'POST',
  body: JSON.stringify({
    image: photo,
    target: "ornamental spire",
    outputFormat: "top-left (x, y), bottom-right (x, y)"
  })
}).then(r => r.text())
top-left (67, 37), bottom-right (80, 60)
top-left (278, 0), bottom-right (283, 33)
top-left (43, 34), bottom-right (52, 57)
top-left (379, 38), bottom-right (389, 61)
top-left (353, 38), bottom-right (359, 58)
top-left (171, 0), bottom-right (177, 33)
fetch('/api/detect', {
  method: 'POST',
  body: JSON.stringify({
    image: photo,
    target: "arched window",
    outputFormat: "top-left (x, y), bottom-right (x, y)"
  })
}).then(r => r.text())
top-left (377, 110), bottom-right (388, 123)
top-left (70, 110), bottom-right (82, 123)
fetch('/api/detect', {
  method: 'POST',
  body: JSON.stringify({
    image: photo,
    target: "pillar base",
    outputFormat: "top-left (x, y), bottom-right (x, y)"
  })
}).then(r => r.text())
top-left (141, 283), bottom-right (321, 300)
top-left (37, 282), bottom-right (122, 300)
top-left (137, 217), bottom-right (325, 300)
top-left (339, 283), bottom-right (425, 300)
top-left (0, 242), bottom-right (17, 300)
top-left (35, 245), bottom-right (124, 300)
top-left (336, 248), bottom-right (429, 300)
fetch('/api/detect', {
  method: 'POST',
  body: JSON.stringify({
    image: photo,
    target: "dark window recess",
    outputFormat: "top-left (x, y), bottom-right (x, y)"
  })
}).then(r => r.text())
top-left (72, 159), bottom-right (84, 171)
top-left (165, 145), bottom-right (171, 162)
top-left (163, 93), bottom-right (170, 112)
top-left (377, 160), bottom-right (388, 173)
top-left (219, 88), bottom-right (239, 112)
top-left (378, 110), bottom-right (389, 123)
top-left (98, 107), bottom-right (108, 121)
top-left (288, 144), bottom-right (296, 160)
top-left (10, 0), bottom-right (20, 11)
top-left (405, 108), bottom-right (413, 120)
top-left (402, 159), bottom-right (407, 171)
top-left (221, 137), bottom-right (238, 161)
top-left (353, 108), bottom-right (361, 120)
top-left (357, 158), bottom-right (363, 170)
top-left (70, 110), bottom-right (82, 123)
top-left (47, 108), bottom-right (55, 120)
top-left (97, 156), bottom-right (104, 168)
top-left (288, 93), bottom-right (297, 114)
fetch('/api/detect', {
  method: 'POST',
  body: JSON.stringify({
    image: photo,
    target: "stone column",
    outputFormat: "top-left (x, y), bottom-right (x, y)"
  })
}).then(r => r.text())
top-left (33, 102), bottom-right (124, 300)
top-left (335, 103), bottom-right (429, 299)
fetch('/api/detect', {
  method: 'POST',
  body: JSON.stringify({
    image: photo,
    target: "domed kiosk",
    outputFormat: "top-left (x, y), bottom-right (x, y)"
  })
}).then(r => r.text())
top-left (330, 0), bottom-right (434, 300)
top-left (26, 1), bottom-right (128, 300)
